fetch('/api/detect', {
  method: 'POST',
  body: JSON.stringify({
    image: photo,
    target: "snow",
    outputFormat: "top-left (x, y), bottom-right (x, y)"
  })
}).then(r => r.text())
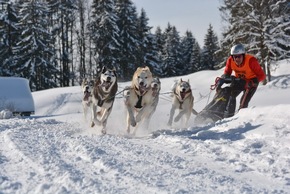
top-left (0, 60), bottom-right (290, 193)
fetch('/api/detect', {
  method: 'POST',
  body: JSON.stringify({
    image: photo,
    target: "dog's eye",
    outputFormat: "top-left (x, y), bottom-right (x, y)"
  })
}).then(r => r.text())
top-left (145, 77), bottom-right (147, 79)
top-left (138, 76), bottom-right (140, 79)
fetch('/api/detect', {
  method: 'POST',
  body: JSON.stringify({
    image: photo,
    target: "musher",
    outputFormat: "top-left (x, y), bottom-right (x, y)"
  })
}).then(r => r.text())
top-left (218, 43), bottom-right (266, 118)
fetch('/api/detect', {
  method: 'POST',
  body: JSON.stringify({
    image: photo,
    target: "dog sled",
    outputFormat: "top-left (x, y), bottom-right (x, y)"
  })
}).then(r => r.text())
top-left (194, 76), bottom-right (248, 125)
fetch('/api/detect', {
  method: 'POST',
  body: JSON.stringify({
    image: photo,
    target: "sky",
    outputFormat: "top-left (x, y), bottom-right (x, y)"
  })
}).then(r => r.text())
top-left (132, 0), bottom-right (222, 46)
top-left (0, 60), bottom-right (290, 193)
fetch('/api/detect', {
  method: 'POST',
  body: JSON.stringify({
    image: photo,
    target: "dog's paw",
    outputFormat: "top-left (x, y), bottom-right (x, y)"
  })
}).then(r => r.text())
top-left (91, 122), bottom-right (95, 127)
top-left (130, 119), bottom-right (136, 127)
top-left (174, 116), bottom-right (181, 122)
top-left (101, 128), bottom-right (106, 135)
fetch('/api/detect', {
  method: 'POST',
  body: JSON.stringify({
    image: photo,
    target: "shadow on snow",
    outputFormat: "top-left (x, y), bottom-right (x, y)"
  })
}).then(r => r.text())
top-left (152, 121), bottom-right (261, 141)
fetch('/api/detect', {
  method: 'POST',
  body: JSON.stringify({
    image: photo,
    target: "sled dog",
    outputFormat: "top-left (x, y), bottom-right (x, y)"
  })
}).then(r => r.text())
top-left (91, 66), bottom-right (118, 134)
top-left (167, 78), bottom-right (194, 127)
top-left (124, 66), bottom-right (159, 134)
top-left (148, 77), bottom-right (161, 120)
top-left (81, 78), bottom-right (94, 120)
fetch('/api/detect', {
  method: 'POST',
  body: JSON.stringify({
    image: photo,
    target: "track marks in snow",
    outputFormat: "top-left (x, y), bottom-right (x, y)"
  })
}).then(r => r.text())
top-left (1, 115), bottom-right (290, 193)
top-left (150, 122), bottom-right (290, 191)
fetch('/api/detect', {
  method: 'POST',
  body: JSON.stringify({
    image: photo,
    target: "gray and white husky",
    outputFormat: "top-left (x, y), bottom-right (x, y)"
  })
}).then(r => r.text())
top-left (148, 77), bottom-right (161, 120)
top-left (168, 78), bottom-right (194, 127)
top-left (91, 66), bottom-right (118, 134)
top-left (81, 78), bottom-right (94, 121)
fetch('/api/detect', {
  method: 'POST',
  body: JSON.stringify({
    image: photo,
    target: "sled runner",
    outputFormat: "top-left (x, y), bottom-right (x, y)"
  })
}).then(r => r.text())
top-left (194, 76), bottom-right (248, 125)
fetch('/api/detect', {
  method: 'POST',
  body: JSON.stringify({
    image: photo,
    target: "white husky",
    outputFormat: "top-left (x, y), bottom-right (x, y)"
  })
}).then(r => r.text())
top-left (124, 66), bottom-right (160, 134)
top-left (167, 79), bottom-right (194, 127)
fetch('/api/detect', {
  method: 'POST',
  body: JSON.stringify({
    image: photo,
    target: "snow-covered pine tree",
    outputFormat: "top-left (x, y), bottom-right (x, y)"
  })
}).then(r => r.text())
top-left (13, 0), bottom-right (59, 91)
top-left (115, 0), bottom-right (139, 80)
top-left (201, 24), bottom-right (220, 70)
top-left (136, 8), bottom-right (160, 77)
top-left (0, 1), bottom-right (19, 76)
top-left (179, 30), bottom-right (197, 74)
top-left (88, 0), bottom-right (120, 78)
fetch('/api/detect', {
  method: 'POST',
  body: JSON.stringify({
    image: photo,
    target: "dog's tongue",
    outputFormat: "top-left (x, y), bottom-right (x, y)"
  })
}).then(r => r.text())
top-left (139, 86), bottom-right (147, 95)
top-left (83, 92), bottom-right (90, 101)
top-left (180, 91), bottom-right (186, 99)
top-left (102, 81), bottom-right (111, 89)
top-left (152, 88), bottom-right (157, 97)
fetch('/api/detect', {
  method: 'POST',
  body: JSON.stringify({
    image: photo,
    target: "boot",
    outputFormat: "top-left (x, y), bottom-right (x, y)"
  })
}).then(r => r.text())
top-left (223, 110), bottom-right (234, 118)
top-left (223, 96), bottom-right (236, 118)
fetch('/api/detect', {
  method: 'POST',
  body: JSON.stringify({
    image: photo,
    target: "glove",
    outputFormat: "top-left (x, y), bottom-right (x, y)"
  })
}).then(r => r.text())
top-left (247, 78), bottom-right (259, 88)
top-left (221, 74), bottom-right (230, 79)
top-left (221, 74), bottom-right (233, 84)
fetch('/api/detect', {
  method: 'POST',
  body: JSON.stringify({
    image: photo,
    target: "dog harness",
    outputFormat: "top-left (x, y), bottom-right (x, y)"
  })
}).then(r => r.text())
top-left (174, 89), bottom-right (192, 109)
top-left (133, 85), bottom-right (151, 109)
top-left (135, 95), bottom-right (143, 109)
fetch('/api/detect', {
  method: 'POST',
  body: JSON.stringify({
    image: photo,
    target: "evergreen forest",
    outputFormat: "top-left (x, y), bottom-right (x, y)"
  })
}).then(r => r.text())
top-left (0, 0), bottom-right (289, 91)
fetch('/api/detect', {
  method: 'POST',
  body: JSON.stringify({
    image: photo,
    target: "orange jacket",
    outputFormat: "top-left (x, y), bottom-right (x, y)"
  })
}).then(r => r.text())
top-left (224, 54), bottom-right (266, 82)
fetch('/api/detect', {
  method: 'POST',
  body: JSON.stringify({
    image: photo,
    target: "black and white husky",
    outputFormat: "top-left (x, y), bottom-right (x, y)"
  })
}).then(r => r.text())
top-left (91, 66), bottom-right (118, 134)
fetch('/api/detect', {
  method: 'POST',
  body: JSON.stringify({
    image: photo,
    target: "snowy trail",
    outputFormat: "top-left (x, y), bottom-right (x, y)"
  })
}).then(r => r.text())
top-left (1, 115), bottom-right (289, 193)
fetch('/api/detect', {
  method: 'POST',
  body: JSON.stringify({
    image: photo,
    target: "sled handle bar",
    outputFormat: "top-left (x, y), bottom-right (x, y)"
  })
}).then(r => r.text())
top-left (210, 76), bottom-right (242, 90)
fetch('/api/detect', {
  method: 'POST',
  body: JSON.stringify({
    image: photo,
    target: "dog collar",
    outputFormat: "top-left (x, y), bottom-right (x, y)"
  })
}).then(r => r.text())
top-left (174, 89), bottom-right (191, 101)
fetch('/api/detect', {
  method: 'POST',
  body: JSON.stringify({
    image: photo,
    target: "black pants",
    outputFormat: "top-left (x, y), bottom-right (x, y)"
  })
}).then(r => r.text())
top-left (224, 80), bottom-right (258, 118)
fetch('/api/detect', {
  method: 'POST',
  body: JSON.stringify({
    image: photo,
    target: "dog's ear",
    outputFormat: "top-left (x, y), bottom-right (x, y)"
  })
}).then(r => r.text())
top-left (144, 66), bottom-right (150, 71)
top-left (102, 66), bottom-right (107, 73)
top-left (82, 78), bottom-right (87, 85)
top-left (96, 65), bottom-right (102, 75)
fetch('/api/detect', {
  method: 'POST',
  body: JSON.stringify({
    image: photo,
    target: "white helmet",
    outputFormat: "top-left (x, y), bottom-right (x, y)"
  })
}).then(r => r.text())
top-left (230, 44), bottom-right (245, 55)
